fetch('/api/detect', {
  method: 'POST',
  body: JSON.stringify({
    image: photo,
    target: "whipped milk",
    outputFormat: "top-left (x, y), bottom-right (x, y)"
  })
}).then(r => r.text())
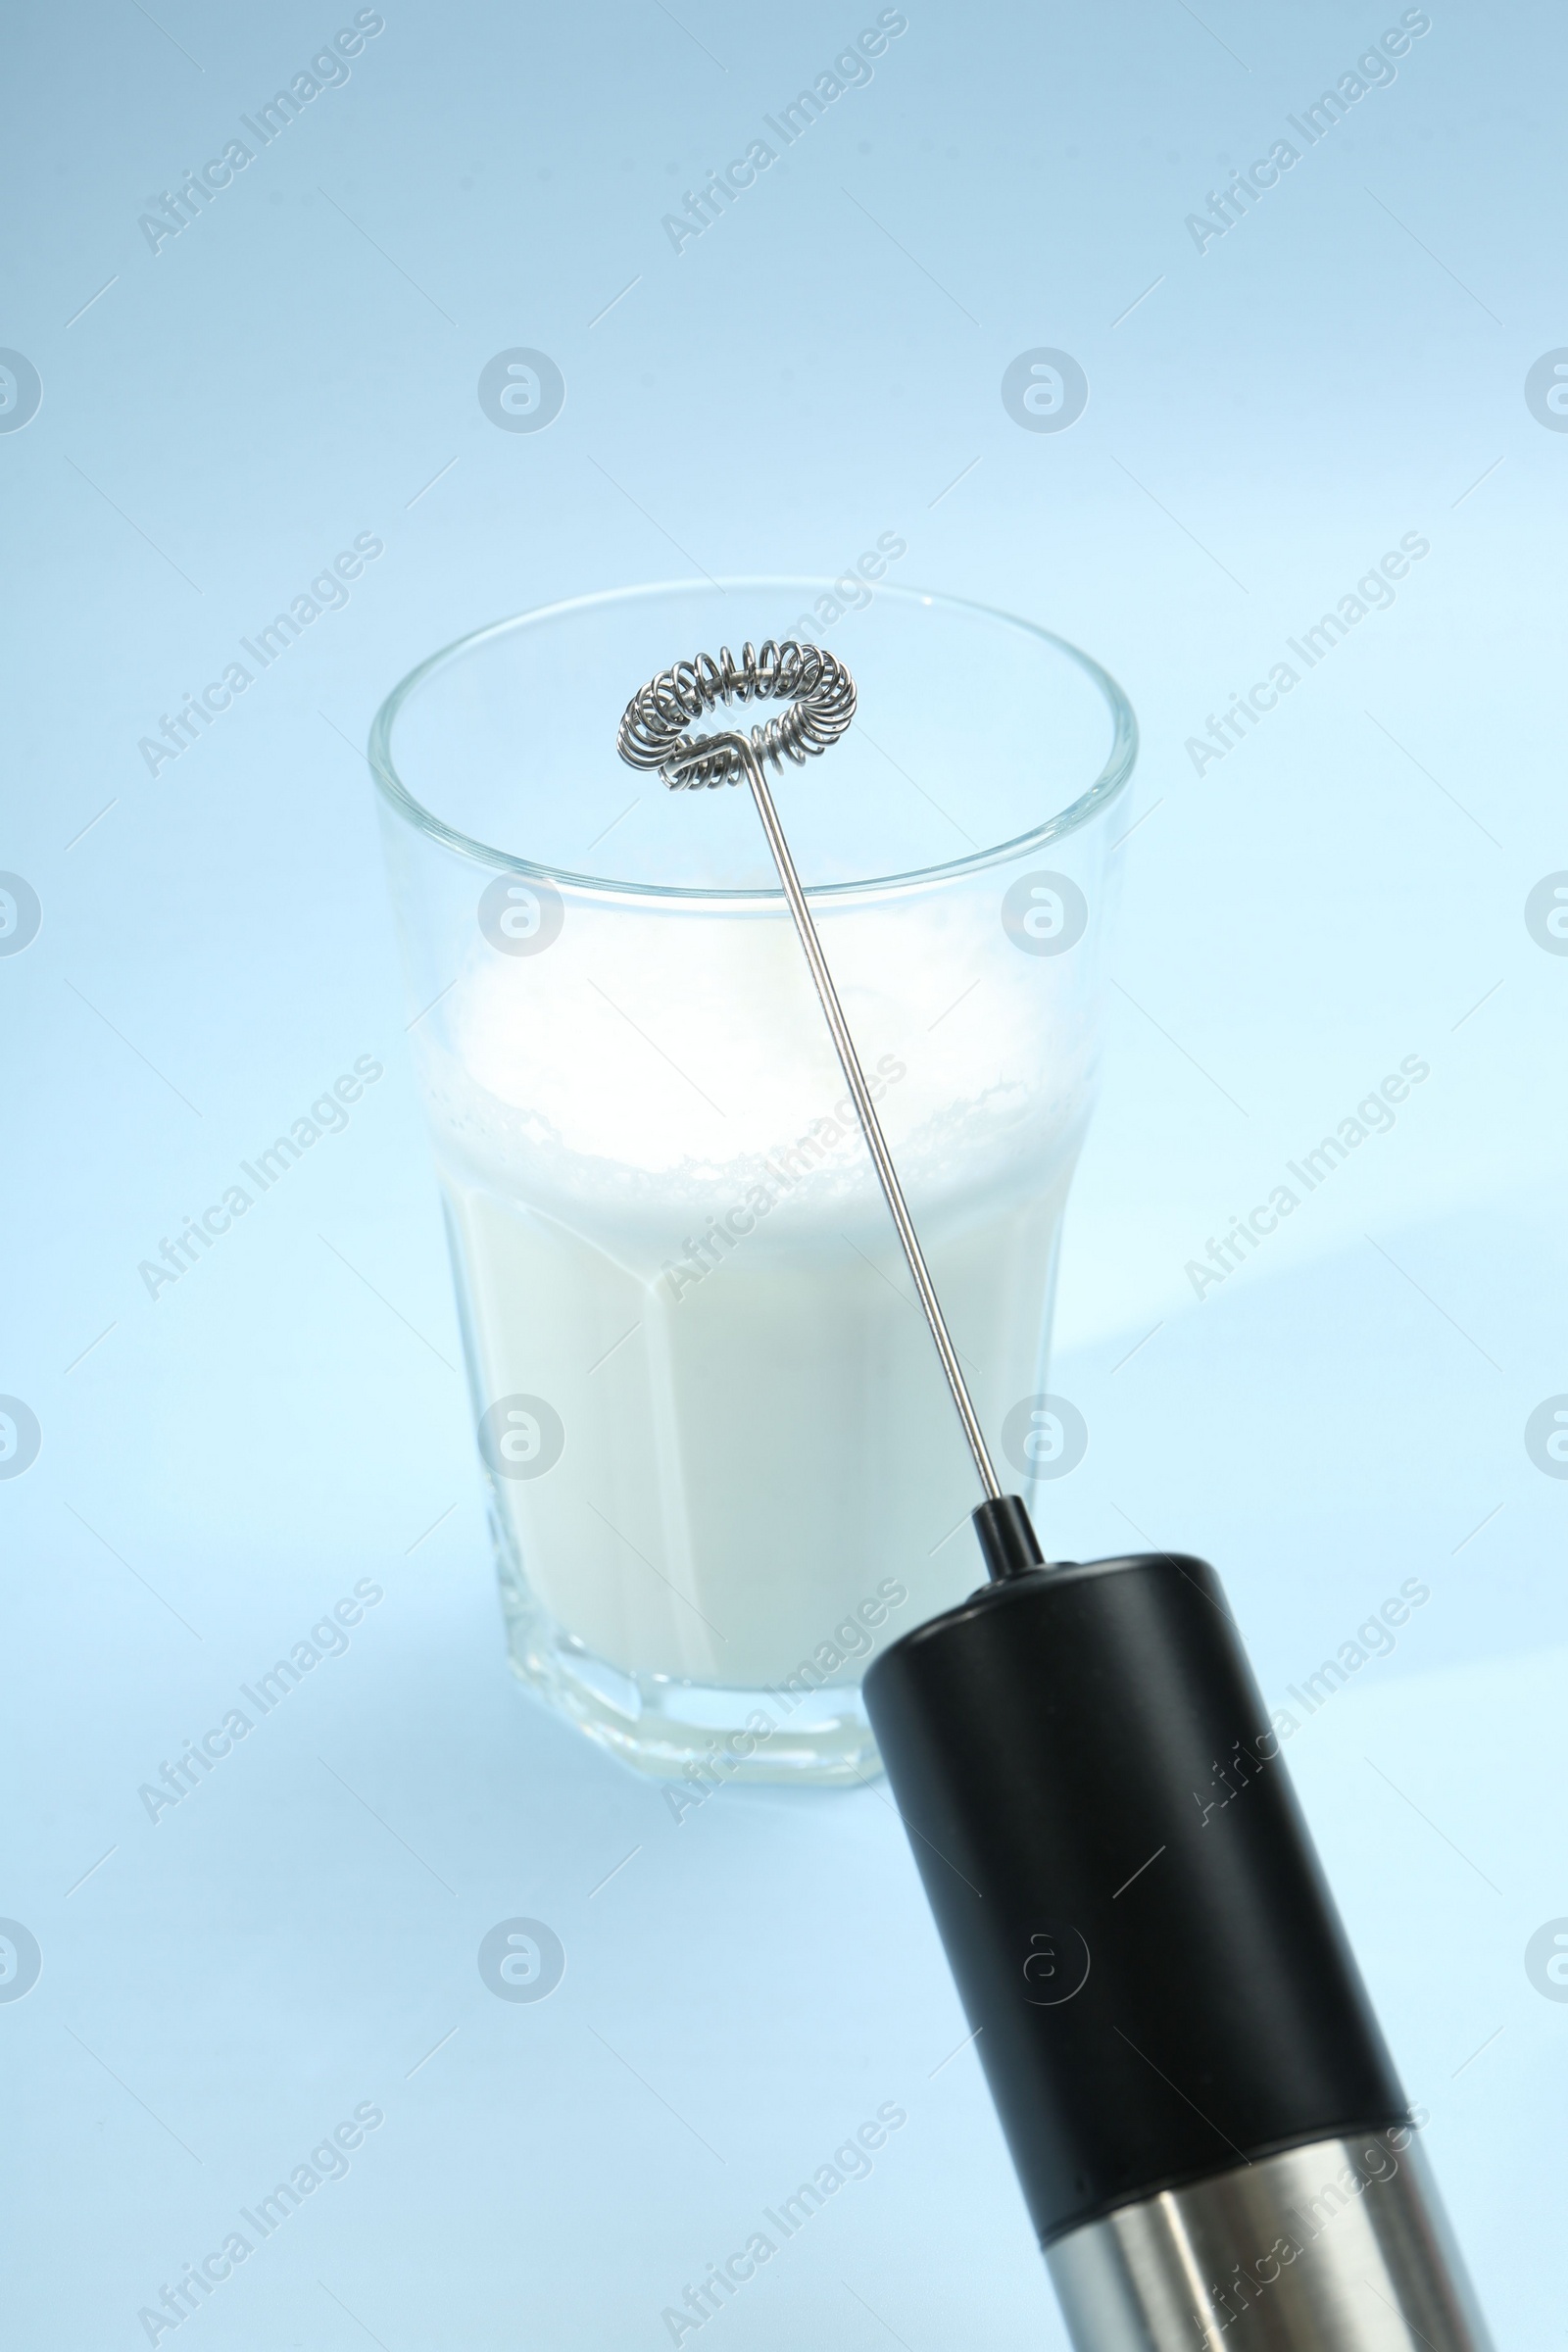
top-left (420, 881), bottom-right (1094, 1689)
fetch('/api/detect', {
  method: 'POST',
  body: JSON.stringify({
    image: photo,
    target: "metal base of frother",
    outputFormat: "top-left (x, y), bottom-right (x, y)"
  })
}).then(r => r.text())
top-left (1044, 2131), bottom-right (1493, 2351)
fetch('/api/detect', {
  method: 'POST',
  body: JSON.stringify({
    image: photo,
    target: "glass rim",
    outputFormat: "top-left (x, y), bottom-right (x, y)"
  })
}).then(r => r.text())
top-left (367, 577), bottom-right (1139, 905)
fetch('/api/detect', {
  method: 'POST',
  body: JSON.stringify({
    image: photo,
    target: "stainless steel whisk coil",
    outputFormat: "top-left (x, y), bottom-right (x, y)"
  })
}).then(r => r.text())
top-left (616, 640), bottom-right (1004, 1503)
top-left (616, 639), bottom-right (856, 790)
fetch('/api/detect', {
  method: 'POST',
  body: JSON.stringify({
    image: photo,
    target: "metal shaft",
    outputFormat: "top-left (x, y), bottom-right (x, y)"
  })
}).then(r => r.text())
top-left (733, 738), bottom-right (1004, 1503)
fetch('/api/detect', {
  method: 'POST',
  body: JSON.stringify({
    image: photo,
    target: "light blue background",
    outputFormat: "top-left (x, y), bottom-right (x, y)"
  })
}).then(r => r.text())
top-left (3, 1), bottom-right (1563, 2342)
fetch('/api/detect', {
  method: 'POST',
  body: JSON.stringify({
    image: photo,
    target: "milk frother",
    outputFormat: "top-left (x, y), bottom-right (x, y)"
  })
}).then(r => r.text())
top-left (617, 640), bottom-right (1493, 2351)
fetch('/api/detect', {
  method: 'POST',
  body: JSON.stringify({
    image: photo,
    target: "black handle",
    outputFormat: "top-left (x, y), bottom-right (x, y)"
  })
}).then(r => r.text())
top-left (863, 1541), bottom-right (1408, 2245)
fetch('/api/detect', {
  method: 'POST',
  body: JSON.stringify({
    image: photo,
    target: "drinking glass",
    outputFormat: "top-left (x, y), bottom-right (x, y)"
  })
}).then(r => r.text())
top-left (369, 580), bottom-right (1135, 1782)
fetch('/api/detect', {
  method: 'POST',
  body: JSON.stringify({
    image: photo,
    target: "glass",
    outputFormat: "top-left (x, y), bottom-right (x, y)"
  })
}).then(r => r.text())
top-left (369, 580), bottom-right (1136, 1783)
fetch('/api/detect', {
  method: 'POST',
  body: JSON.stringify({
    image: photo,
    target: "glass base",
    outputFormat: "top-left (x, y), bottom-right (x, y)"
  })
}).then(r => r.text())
top-left (495, 1534), bottom-right (883, 1787)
